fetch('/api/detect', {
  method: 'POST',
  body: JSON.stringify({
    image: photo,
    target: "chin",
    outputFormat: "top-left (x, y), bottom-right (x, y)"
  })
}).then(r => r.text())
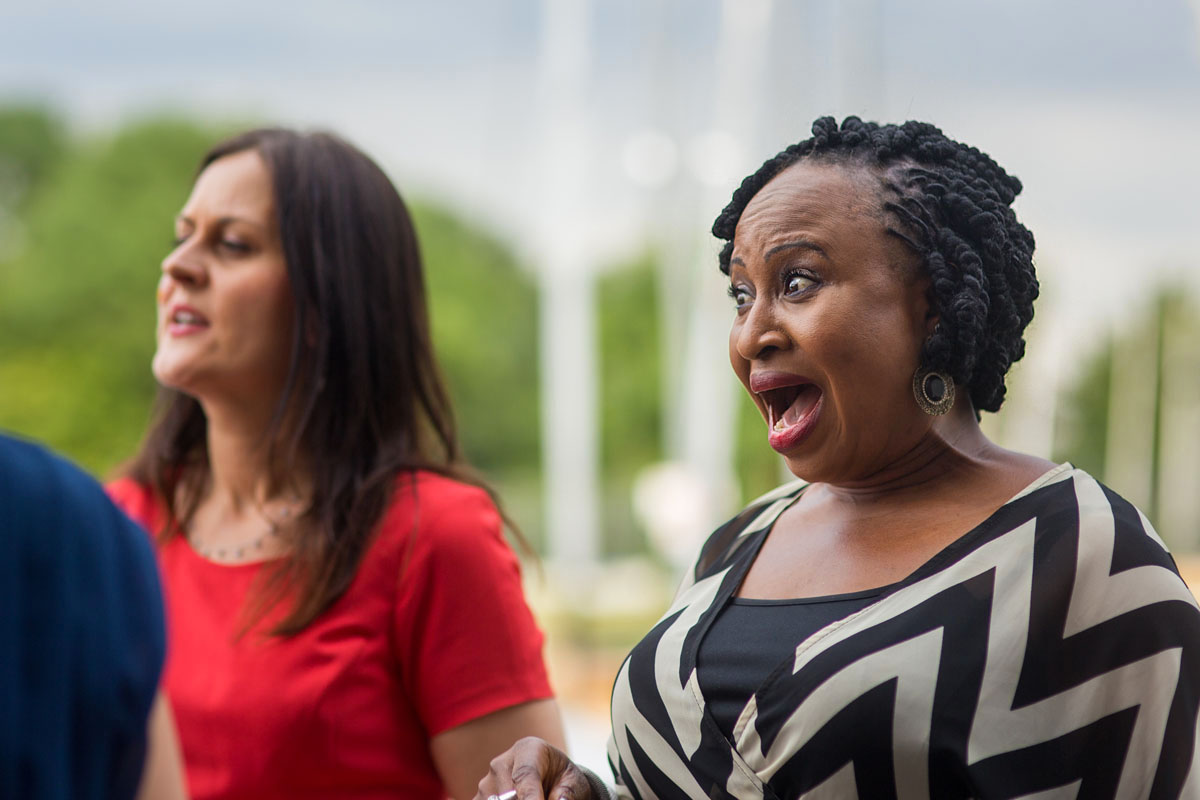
top-left (782, 456), bottom-right (820, 484)
top-left (780, 447), bottom-right (846, 486)
top-left (151, 357), bottom-right (200, 396)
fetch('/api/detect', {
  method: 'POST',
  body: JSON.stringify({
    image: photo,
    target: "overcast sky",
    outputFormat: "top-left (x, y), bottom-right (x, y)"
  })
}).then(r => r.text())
top-left (3, 0), bottom-right (1198, 361)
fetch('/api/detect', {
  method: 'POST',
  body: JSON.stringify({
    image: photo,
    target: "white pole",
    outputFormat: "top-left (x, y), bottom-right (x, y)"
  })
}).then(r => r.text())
top-left (677, 0), bottom-right (775, 525)
top-left (537, 0), bottom-right (600, 564)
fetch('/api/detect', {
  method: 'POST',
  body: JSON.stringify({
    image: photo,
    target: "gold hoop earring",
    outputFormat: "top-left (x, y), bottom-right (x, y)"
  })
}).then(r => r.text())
top-left (913, 368), bottom-right (955, 416)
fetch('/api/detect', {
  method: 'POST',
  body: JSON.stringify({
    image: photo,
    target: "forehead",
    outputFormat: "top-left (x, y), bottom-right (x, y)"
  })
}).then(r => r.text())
top-left (183, 149), bottom-right (274, 221)
top-left (732, 160), bottom-right (885, 260)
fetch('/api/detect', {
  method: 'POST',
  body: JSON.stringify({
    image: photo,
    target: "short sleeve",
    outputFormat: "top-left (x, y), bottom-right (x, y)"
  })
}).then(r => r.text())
top-left (1072, 481), bottom-right (1200, 790)
top-left (390, 481), bottom-right (553, 736)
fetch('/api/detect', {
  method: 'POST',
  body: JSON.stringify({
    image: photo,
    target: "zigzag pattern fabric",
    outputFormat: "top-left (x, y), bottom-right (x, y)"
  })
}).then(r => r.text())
top-left (607, 465), bottom-right (1200, 799)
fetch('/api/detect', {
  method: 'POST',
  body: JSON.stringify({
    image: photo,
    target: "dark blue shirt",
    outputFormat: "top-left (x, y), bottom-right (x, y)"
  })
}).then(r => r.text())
top-left (0, 433), bottom-right (165, 800)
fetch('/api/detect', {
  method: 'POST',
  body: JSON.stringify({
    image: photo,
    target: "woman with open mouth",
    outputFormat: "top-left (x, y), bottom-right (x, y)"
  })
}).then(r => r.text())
top-left (475, 117), bottom-right (1200, 799)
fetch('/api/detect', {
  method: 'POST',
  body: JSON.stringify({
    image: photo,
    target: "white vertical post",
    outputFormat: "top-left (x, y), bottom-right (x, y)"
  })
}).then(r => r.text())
top-left (537, 0), bottom-right (600, 564)
top-left (540, 266), bottom-right (600, 563)
top-left (676, 0), bottom-right (775, 526)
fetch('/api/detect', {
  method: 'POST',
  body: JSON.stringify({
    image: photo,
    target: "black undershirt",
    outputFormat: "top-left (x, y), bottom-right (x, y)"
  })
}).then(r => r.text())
top-left (696, 588), bottom-right (885, 738)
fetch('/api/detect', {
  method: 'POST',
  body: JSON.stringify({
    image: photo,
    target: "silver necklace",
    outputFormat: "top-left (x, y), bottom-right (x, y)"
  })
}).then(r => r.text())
top-left (186, 497), bottom-right (300, 563)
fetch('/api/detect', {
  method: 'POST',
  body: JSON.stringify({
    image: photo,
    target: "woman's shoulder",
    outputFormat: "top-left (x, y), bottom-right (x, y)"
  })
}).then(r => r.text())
top-left (1024, 466), bottom-right (1196, 607)
top-left (370, 470), bottom-right (523, 602)
top-left (691, 479), bottom-right (807, 581)
top-left (388, 469), bottom-right (497, 519)
top-left (1057, 467), bottom-right (1176, 558)
top-left (374, 469), bottom-right (505, 553)
top-left (104, 476), bottom-right (161, 529)
top-left (405, 469), bottom-right (495, 503)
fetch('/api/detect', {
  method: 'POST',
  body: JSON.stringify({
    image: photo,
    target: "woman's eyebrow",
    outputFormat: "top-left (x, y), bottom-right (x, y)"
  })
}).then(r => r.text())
top-left (174, 214), bottom-right (265, 231)
top-left (730, 239), bottom-right (828, 268)
top-left (764, 239), bottom-right (826, 260)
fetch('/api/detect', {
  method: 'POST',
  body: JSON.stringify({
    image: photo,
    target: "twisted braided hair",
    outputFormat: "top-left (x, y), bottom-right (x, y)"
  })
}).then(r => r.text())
top-left (713, 116), bottom-right (1038, 413)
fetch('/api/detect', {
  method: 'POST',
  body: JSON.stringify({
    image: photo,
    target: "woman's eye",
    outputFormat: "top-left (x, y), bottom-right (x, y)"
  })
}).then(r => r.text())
top-left (727, 284), bottom-right (752, 309)
top-left (783, 272), bottom-right (816, 296)
top-left (220, 239), bottom-right (251, 254)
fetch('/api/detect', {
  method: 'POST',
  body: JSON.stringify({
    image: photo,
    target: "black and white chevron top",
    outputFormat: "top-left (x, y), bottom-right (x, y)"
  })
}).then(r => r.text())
top-left (606, 464), bottom-right (1200, 799)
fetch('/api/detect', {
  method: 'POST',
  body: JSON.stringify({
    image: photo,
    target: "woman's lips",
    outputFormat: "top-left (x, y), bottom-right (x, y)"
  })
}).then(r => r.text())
top-left (164, 305), bottom-right (210, 337)
top-left (764, 383), bottom-right (823, 453)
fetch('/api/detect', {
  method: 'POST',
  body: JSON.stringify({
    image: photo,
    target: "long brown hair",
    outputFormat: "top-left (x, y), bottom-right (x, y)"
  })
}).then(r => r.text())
top-left (128, 128), bottom-right (482, 635)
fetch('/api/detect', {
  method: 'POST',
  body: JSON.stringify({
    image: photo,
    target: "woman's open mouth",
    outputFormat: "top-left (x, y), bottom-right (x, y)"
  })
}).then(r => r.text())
top-left (759, 382), bottom-right (823, 453)
top-left (165, 305), bottom-right (210, 337)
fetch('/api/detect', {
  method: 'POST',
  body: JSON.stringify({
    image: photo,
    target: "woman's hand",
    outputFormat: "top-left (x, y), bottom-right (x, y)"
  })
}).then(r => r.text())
top-left (432, 699), bottom-right (567, 800)
top-left (473, 736), bottom-right (594, 800)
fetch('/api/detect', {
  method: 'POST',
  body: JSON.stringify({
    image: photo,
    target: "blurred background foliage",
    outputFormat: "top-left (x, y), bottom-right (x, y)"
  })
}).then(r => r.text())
top-left (2, 105), bottom-right (1198, 556)
top-left (0, 108), bottom-right (555, 532)
top-left (0, 112), bottom-right (219, 471)
top-left (0, 110), bottom-right (549, 474)
top-left (0, 107), bottom-right (674, 553)
top-left (596, 254), bottom-right (662, 556)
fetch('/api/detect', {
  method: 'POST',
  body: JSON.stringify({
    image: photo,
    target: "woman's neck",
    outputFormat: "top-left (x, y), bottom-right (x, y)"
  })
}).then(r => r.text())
top-left (200, 398), bottom-right (307, 510)
top-left (818, 402), bottom-right (1018, 506)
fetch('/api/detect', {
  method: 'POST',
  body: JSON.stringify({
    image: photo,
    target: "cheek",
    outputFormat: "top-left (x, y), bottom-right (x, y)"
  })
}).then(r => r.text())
top-left (261, 278), bottom-right (297, 352)
top-left (219, 271), bottom-right (295, 357)
top-left (729, 323), bottom-right (767, 420)
top-left (728, 323), bottom-right (757, 393)
top-left (728, 324), bottom-right (745, 374)
top-left (818, 308), bottom-right (922, 412)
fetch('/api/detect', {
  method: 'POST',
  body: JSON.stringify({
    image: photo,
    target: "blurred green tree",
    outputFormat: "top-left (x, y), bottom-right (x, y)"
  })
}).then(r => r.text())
top-left (408, 204), bottom-right (542, 540)
top-left (1051, 285), bottom-right (1200, 551)
top-left (0, 117), bottom-right (221, 473)
top-left (735, 387), bottom-right (784, 503)
top-left (410, 204), bottom-right (539, 478)
top-left (0, 107), bottom-right (67, 264)
top-left (0, 112), bottom-right (543, 509)
top-left (593, 250), bottom-right (787, 553)
top-left (0, 106), bottom-right (66, 209)
top-left (596, 254), bottom-right (663, 555)
top-left (1053, 336), bottom-right (1112, 479)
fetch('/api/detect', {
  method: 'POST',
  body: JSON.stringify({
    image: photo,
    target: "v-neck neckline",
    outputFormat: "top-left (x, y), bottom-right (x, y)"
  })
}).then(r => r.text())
top-left (681, 462), bottom-right (1074, 782)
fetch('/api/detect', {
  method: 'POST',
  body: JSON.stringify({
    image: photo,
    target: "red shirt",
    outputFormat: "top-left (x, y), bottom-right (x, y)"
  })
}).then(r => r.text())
top-left (108, 472), bottom-right (553, 800)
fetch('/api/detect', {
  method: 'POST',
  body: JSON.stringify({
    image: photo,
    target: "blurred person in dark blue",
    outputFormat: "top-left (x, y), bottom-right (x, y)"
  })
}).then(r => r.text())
top-left (0, 432), bottom-right (186, 799)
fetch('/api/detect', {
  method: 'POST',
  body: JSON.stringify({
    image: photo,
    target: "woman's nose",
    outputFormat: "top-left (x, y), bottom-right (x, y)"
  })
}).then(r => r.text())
top-left (735, 300), bottom-right (789, 361)
top-left (160, 243), bottom-right (206, 288)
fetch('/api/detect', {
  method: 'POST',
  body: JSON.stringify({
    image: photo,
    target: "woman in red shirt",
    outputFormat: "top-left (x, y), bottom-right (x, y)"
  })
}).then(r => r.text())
top-left (108, 128), bottom-right (562, 800)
